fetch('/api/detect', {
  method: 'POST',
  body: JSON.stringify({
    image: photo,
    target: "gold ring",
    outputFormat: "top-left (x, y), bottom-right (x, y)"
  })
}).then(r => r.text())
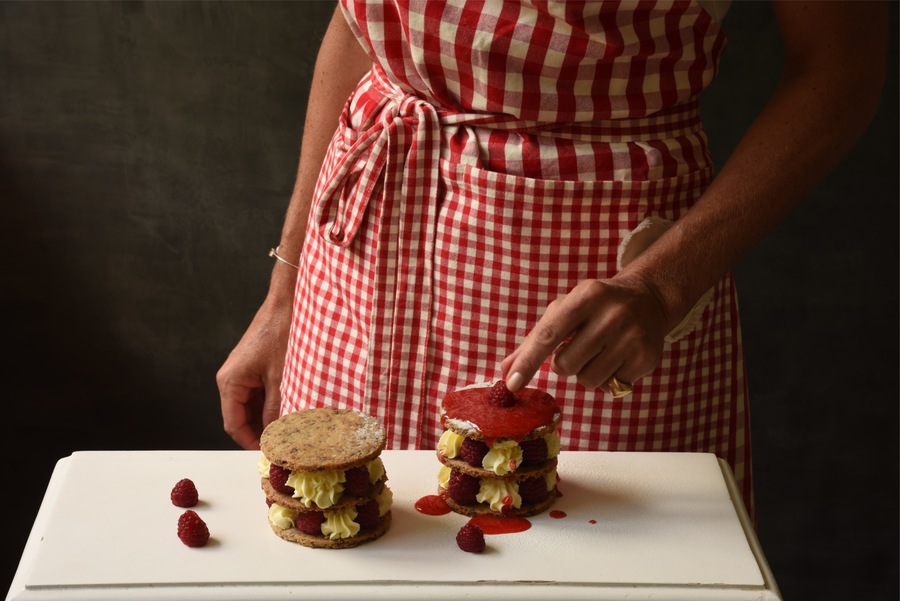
top-left (606, 376), bottom-right (633, 398)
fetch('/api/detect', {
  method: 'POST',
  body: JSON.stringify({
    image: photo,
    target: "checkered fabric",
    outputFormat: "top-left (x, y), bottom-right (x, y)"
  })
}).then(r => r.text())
top-left (281, 0), bottom-right (752, 512)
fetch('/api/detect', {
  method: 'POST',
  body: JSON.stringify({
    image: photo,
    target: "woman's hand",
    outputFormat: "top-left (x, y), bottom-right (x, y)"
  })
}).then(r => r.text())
top-left (217, 5), bottom-right (374, 449)
top-left (501, 275), bottom-right (672, 393)
top-left (216, 269), bottom-right (294, 450)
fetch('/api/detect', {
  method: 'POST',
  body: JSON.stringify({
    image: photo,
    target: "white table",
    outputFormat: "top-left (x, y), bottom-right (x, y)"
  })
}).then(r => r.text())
top-left (6, 450), bottom-right (781, 600)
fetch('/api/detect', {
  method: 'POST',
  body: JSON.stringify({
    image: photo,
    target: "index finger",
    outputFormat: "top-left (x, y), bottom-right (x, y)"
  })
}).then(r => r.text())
top-left (504, 298), bottom-right (583, 392)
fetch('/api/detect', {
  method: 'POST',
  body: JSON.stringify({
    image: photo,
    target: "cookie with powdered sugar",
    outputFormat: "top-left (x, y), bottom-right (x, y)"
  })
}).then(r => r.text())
top-left (261, 407), bottom-right (386, 472)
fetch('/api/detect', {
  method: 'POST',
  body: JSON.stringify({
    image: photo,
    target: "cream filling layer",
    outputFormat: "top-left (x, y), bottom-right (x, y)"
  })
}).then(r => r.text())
top-left (268, 486), bottom-right (393, 539)
top-left (437, 468), bottom-right (558, 511)
top-left (437, 431), bottom-right (561, 475)
top-left (259, 455), bottom-right (386, 509)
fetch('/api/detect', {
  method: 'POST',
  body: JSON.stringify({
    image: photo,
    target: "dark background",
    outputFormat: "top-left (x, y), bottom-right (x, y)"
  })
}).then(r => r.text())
top-left (2, 1), bottom-right (897, 598)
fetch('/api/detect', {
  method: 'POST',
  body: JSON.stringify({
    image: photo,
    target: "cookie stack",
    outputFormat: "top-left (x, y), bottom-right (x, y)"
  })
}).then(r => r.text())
top-left (437, 380), bottom-right (561, 517)
top-left (259, 408), bottom-right (393, 549)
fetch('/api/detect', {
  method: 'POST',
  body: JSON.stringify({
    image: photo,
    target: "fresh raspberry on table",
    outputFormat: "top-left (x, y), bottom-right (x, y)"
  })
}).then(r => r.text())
top-left (518, 476), bottom-right (549, 505)
top-left (456, 522), bottom-right (486, 553)
top-left (459, 437), bottom-right (489, 467)
top-left (447, 469), bottom-right (480, 505)
top-left (487, 380), bottom-right (516, 407)
top-left (269, 464), bottom-right (295, 495)
top-left (519, 438), bottom-right (548, 465)
top-left (170, 478), bottom-right (199, 507)
top-left (177, 510), bottom-right (210, 547)
top-left (344, 466), bottom-right (370, 497)
top-left (354, 499), bottom-right (381, 530)
top-left (294, 510), bottom-right (325, 535)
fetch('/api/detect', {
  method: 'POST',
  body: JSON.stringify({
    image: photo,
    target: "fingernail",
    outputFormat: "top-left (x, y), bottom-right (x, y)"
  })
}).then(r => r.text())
top-left (506, 371), bottom-right (525, 392)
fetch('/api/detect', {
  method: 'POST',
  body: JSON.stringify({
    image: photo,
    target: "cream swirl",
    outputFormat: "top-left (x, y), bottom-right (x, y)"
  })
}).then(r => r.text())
top-left (545, 469), bottom-right (558, 491)
top-left (544, 431), bottom-right (561, 459)
top-left (322, 506), bottom-right (360, 539)
top-left (437, 465), bottom-right (452, 490)
top-left (477, 478), bottom-right (521, 512)
top-left (376, 486), bottom-right (393, 516)
top-left (287, 469), bottom-right (346, 509)
top-left (367, 457), bottom-right (386, 483)
top-left (267, 503), bottom-right (298, 530)
top-left (482, 439), bottom-right (523, 475)
top-left (438, 430), bottom-right (464, 459)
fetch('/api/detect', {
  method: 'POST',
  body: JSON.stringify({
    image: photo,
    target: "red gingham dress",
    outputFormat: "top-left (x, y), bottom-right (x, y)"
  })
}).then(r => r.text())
top-left (281, 0), bottom-right (752, 511)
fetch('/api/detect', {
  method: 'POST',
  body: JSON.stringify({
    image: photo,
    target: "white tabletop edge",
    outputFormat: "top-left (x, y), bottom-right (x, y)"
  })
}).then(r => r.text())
top-left (716, 458), bottom-right (782, 600)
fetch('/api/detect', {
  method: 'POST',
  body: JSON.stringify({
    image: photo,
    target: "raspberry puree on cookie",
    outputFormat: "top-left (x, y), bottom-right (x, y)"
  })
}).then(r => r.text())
top-left (441, 386), bottom-right (560, 445)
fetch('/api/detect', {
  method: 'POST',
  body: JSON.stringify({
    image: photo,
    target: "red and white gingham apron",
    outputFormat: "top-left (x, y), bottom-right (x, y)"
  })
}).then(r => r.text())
top-left (281, 0), bottom-right (752, 511)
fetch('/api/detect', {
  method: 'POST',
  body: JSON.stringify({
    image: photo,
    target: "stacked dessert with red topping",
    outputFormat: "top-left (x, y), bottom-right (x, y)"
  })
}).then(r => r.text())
top-left (259, 408), bottom-right (393, 549)
top-left (437, 380), bottom-right (561, 517)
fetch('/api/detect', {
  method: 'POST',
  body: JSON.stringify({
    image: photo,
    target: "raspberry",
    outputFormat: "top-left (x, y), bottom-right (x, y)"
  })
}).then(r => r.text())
top-left (459, 437), bottom-right (489, 467)
top-left (355, 499), bottom-right (381, 530)
top-left (447, 470), bottom-right (480, 505)
top-left (294, 511), bottom-right (325, 535)
top-left (170, 478), bottom-right (198, 507)
top-left (344, 466), bottom-right (370, 497)
top-left (177, 510), bottom-right (210, 547)
top-left (519, 438), bottom-right (548, 465)
top-left (487, 380), bottom-right (516, 407)
top-left (456, 523), bottom-right (486, 553)
top-left (269, 464), bottom-right (295, 495)
top-left (518, 476), bottom-right (549, 505)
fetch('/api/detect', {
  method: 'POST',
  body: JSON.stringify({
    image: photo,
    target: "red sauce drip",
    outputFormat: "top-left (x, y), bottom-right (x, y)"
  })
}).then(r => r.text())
top-left (414, 494), bottom-right (452, 516)
top-left (441, 387), bottom-right (559, 444)
top-left (549, 510), bottom-right (567, 519)
top-left (588, 519), bottom-right (597, 525)
top-left (469, 515), bottom-right (532, 535)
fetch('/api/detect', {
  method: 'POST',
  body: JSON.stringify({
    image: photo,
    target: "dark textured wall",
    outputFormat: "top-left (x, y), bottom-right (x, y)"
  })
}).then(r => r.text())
top-left (2, 2), bottom-right (897, 598)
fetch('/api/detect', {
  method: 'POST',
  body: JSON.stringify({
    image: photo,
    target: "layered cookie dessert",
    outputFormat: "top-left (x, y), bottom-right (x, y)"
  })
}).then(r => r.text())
top-left (437, 380), bottom-right (561, 517)
top-left (259, 408), bottom-right (393, 548)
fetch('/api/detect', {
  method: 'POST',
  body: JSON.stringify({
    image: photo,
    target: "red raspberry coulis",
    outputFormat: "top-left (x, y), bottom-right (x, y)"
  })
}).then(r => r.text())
top-left (415, 494), bottom-right (452, 516)
top-left (468, 515), bottom-right (532, 534)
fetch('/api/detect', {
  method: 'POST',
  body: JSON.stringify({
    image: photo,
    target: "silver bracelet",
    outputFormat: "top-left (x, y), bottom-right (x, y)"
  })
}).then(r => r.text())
top-left (268, 245), bottom-right (298, 269)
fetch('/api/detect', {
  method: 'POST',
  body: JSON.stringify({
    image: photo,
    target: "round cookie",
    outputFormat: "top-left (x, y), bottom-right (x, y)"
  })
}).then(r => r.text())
top-left (439, 453), bottom-right (558, 481)
top-left (261, 408), bottom-right (386, 472)
top-left (269, 511), bottom-right (393, 549)
top-left (442, 491), bottom-right (557, 518)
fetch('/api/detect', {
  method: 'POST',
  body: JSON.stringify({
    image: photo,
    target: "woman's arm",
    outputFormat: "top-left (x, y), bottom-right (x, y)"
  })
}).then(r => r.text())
top-left (217, 6), bottom-right (373, 449)
top-left (503, 0), bottom-right (887, 392)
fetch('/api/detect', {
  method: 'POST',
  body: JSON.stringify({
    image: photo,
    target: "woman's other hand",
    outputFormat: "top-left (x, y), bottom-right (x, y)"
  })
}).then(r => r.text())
top-left (216, 265), bottom-right (294, 449)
